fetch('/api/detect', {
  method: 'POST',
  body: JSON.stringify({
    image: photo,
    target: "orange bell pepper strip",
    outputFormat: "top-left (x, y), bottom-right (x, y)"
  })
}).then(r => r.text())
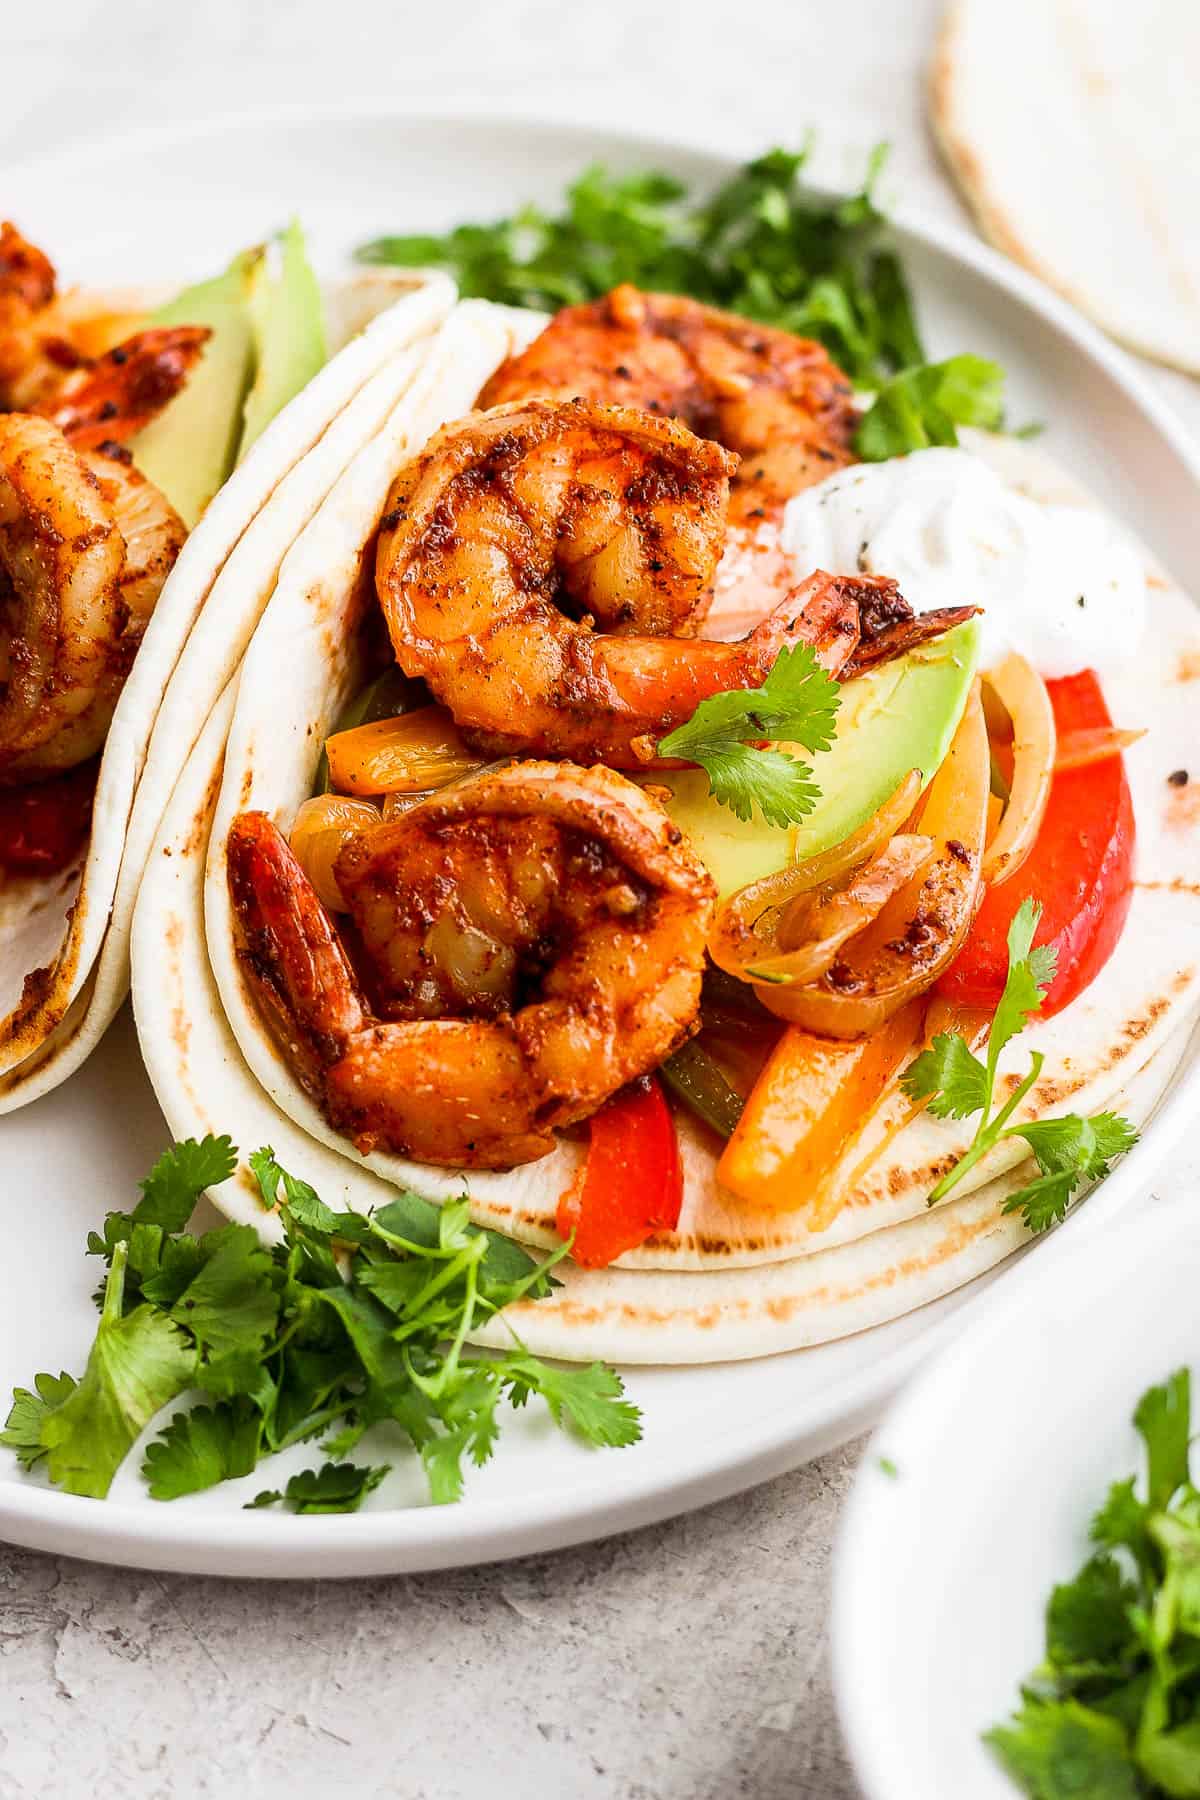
top-left (716, 999), bottom-right (925, 1213)
top-left (557, 1076), bottom-right (683, 1269)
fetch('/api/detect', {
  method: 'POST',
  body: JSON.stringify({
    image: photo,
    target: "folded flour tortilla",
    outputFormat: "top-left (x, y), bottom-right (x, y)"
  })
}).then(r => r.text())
top-left (930, 0), bottom-right (1200, 374)
top-left (0, 269), bottom-right (456, 1111)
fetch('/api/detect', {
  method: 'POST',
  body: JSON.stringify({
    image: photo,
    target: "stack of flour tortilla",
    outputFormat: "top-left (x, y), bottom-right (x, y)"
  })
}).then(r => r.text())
top-left (0, 268), bottom-right (458, 1112)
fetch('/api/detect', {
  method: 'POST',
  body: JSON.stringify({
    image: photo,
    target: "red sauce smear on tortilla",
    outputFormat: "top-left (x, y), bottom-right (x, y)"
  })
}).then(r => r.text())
top-left (0, 758), bottom-right (99, 875)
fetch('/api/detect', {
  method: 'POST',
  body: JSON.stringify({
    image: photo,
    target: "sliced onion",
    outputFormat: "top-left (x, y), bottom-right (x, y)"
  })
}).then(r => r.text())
top-left (325, 705), bottom-right (484, 797)
top-left (1054, 726), bottom-right (1145, 772)
top-left (980, 652), bottom-right (1055, 887)
top-left (747, 835), bottom-right (935, 999)
top-left (290, 794), bottom-right (381, 911)
top-left (708, 769), bottom-right (922, 981)
top-left (761, 687), bottom-right (990, 1040)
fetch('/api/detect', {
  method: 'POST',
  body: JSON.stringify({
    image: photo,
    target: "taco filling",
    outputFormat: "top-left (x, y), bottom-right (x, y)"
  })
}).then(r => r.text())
top-left (217, 281), bottom-right (1156, 1271)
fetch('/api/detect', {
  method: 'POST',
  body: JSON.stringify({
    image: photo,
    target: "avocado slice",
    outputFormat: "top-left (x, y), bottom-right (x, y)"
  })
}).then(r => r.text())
top-left (236, 220), bottom-right (327, 465)
top-left (661, 616), bottom-right (982, 899)
top-left (129, 254), bottom-right (256, 527)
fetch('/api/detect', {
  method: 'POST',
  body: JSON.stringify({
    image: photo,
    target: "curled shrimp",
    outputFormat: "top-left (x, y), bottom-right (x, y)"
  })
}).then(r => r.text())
top-left (227, 762), bottom-right (716, 1168)
top-left (0, 414), bottom-right (185, 779)
top-left (1, 220), bottom-right (210, 441)
top-left (375, 397), bottom-right (873, 766)
top-left (0, 223), bottom-right (61, 411)
top-left (479, 284), bottom-right (858, 528)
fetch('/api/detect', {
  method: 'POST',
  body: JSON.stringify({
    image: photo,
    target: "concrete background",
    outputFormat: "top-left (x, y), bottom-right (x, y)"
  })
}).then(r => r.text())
top-left (4, 3), bottom-right (1199, 1796)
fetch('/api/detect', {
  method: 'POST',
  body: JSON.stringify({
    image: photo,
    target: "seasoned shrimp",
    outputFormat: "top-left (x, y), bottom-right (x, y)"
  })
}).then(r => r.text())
top-left (227, 762), bottom-right (716, 1168)
top-left (376, 397), bottom-right (873, 766)
top-left (0, 224), bottom-right (60, 411)
top-left (479, 285), bottom-right (858, 528)
top-left (0, 415), bottom-right (185, 779)
top-left (1, 220), bottom-right (210, 439)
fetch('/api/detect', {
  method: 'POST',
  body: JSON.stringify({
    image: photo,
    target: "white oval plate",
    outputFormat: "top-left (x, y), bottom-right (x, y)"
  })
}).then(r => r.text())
top-left (833, 1192), bottom-right (1200, 1800)
top-left (2, 107), bottom-right (1199, 1578)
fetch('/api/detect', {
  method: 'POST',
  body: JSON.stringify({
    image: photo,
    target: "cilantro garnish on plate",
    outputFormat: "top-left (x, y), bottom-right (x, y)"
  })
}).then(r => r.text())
top-left (901, 897), bottom-right (1137, 1231)
top-left (358, 144), bottom-right (923, 387)
top-left (988, 1368), bottom-right (1200, 1799)
top-left (854, 353), bottom-right (1006, 461)
top-left (1, 1137), bottom-right (640, 1511)
top-left (656, 641), bottom-right (841, 827)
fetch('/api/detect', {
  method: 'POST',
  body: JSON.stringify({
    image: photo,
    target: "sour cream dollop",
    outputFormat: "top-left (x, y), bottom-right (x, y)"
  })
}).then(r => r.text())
top-left (778, 447), bottom-right (1146, 676)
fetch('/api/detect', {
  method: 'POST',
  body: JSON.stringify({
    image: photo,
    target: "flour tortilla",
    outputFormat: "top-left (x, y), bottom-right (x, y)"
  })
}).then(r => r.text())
top-left (0, 269), bottom-right (456, 1111)
top-left (930, 0), bottom-right (1200, 374)
top-left (183, 388), bottom-right (1200, 1274)
top-left (132, 669), bottom-right (1193, 1363)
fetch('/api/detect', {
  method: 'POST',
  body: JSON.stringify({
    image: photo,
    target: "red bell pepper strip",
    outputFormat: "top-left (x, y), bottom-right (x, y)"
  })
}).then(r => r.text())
top-left (557, 1076), bottom-right (683, 1269)
top-left (939, 669), bottom-right (1135, 1018)
top-left (0, 758), bottom-right (98, 875)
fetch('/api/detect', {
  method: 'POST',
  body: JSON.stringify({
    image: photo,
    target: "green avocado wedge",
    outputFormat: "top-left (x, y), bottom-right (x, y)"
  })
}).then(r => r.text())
top-left (129, 253), bottom-right (257, 528)
top-left (237, 220), bottom-right (327, 465)
top-left (659, 615), bottom-right (982, 899)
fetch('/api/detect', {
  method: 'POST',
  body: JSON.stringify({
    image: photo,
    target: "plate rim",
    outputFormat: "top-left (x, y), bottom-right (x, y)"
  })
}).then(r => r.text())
top-left (4, 101), bottom-right (1199, 1578)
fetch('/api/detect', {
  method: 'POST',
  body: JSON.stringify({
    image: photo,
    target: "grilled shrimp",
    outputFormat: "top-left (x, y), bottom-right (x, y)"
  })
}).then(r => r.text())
top-left (227, 762), bottom-right (716, 1168)
top-left (0, 224), bottom-right (60, 411)
top-left (479, 285), bottom-right (858, 528)
top-left (0, 415), bottom-right (185, 779)
top-left (375, 398), bottom-right (872, 766)
top-left (1, 220), bottom-right (210, 437)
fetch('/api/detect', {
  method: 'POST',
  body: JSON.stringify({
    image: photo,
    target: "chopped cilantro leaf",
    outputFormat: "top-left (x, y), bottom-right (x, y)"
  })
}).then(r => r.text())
top-left (1136, 1372), bottom-right (1191, 1513)
top-left (985, 1700), bottom-right (1142, 1799)
top-left (855, 354), bottom-right (1005, 460)
top-left (135, 1135), bottom-right (237, 1231)
top-left (656, 642), bottom-right (841, 827)
top-left (900, 1031), bottom-right (989, 1121)
top-left (901, 898), bottom-right (1136, 1227)
top-left (503, 1358), bottom-right (643, 1448)
top-left (0, 1372), bottom-right (77, 1470)
top-left (40, 1244), bottom-right (196, 1498)
top-left (143, 1399), bottom-right (261, 1499)
top-left (249, 1461), bottom-right (389, 1515)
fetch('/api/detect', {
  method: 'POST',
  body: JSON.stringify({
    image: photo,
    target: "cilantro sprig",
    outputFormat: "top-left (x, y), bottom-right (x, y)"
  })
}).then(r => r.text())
top-left (988, 1368), bottom-right (1200, 1798)
top-left (656, 641), bottom-right (841, 827)
top-left (1, 1137), bottom-right (640, 1510)
top-left (358, 145), bottom-right (925, 387)
top-left (854, 353), bottom-right (1006, 461)
top-left (901, 899), bottom-right (1137, 1231)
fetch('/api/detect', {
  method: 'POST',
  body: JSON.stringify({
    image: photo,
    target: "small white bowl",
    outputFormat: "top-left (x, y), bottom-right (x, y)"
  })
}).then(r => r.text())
top-left (832, 1194), bottom-right (1200, 1800)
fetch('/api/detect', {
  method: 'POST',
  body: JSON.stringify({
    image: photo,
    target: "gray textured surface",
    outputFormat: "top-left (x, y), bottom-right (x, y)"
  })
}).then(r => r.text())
top-left (0, 1451), bottom-right (859, 1800)
top-left (5, 4), bottom-right (1200, 1797)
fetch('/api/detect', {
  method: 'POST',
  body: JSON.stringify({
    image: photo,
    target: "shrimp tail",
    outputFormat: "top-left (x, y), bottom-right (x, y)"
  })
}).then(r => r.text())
top-left (226, 812), bottom-right (368, 1099)
top-left (841, 603), bottom-right (981, 678)
top-left (36, 325), bottom-right (211, 449)
top-left (739, 570), bottom-right (874, 678)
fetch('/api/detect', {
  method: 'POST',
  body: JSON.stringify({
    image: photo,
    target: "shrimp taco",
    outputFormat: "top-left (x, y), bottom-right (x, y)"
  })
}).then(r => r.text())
top-left (0, 220), bottom-right (460, 1109)
top-left (132, 264), bottom-right (1200, 1363)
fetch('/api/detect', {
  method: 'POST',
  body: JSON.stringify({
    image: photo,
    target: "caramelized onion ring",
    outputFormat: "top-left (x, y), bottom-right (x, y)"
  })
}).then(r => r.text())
top-left (289, 794), bottom-right (382, 911)
top-left (708, 769), bottom-right (922, 981)
top-left (981, 653), bottom-right (1055, 887)
top-left (756, 688), bottom-right (989, 1039)
top-left (748, 835), bottom-right (935, 999)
